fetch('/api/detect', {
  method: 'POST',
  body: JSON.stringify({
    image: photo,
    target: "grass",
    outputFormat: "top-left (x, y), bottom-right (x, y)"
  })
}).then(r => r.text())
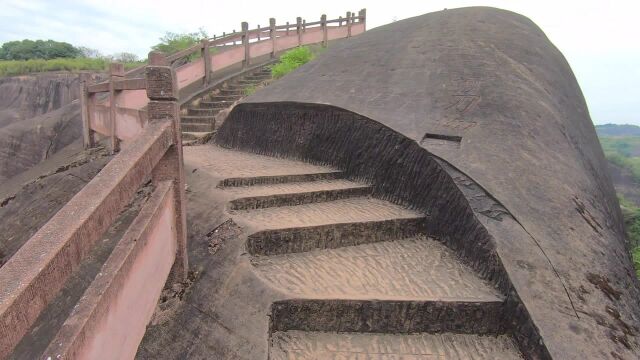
top-left (270, 46), bottom-right (315, 79)
top-left (600, 136), bottom-right (640, 182)
top-left (617, 193), bottom-right (640, 277)
top-left (244, 84), bottom-right (257, 96)
top-left (0, 58), bottom-right (145, 77)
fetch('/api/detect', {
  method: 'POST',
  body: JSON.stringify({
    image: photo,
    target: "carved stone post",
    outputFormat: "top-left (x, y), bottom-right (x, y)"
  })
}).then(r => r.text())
top-left (109, 63), bottom-right (124, 153)
top-left (257, 25), bottom-right (261, 41)
top-left (302, 19), bottom-right (306, 33)
top-left (296, 17), bottom-right (302, 46)
top-left (80, 73), bottom-right (94, 149)
top-left (360, 8), bottom-right (367, 30)
top-left (201, 39), bottom-right (211, 85)
top-left (321, 14), bottom-right (327, 47)
top-left (270, 18), bottom-right (276, 58)
top-left (339, 16), bottom-right (342, 26)
top-left (145, 51), bottom-right (188, 283)
top-left (346, 11), bottom-right (352, 37)
top-left (242, 22), bottom-right (249, 68)
top-left (286, 21), bottom-right (289, 36)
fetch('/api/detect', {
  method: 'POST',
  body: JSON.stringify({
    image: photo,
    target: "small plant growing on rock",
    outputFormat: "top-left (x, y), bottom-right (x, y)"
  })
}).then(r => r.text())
top-left (270, 46), bottom-right (314, 79)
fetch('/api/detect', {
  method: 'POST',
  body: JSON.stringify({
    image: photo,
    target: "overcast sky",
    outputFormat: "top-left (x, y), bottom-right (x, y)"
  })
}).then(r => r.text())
top-left (0, 0), bottom-right (638, 125)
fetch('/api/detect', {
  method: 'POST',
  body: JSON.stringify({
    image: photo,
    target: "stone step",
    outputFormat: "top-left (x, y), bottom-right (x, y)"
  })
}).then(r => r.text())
top-left (244, 75), bottom-right (271, 81)
top-left (235, 79), bottom-right (263, 85)
top-left (269, 331), bottom-right (523, 359)
top-left (182, 131), bottom-right (212, 141)
top-left (200, 100), bottom-right (233, 109)
top-left (181, 122), bottom-right (214, 132)
top-left (208, 95), bottom-right (242, 102)
top-left (181, 115), bottom-right (214, 125)
top-left (222, 179), bottom-right (372, 210)
top-left (219, 88), bottom-right (244, 95)
top-left (253, 237), bottom-right (501, 301)
top-left (186, 145), bottom-right (341, 186)
top-left (187, 108), bottom-right (220, 116)
top-left (232, 197), bottom-right (426, 254)
top-left (219, 171), bottom-right (344, 188)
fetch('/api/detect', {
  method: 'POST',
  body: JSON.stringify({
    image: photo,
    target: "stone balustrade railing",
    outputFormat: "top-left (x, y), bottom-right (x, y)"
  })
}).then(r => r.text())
top-left (0, 52), bottom-right (187, 359)
top-left (0, 9), bottom-right (366, 359)
top-left (81, 9), bottom-right (366, 153)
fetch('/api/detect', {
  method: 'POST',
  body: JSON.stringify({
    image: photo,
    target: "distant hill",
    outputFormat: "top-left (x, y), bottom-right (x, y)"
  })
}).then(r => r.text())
top-left (596, 123), bottom-right (640, 137)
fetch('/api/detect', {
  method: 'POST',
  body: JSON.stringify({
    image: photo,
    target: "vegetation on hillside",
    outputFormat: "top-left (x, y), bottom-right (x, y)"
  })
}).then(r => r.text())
top-left (595, 125), bottom-right (640, 277)
top-left (0, 31), bottom-right (211, 77)
top-left (0, 58), bottom-right (143, 77)
top-left (152, 29), bottom-right (208, 61)
top-left (599, 136), bottom-right (640, 182)
top-left (0, 40), bottom-right (81, 60)
top-left (270, 46), bottom-right (315, 79)
top-left (596, 123), bottom-right (640, 137)
top-left (617, 194), bottom-right (640, 277)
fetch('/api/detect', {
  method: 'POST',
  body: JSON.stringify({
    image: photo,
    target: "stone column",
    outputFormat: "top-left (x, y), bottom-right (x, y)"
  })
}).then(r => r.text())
top-left (270, 18), bottom-right (276, 58)
top-left (242, 22), bottom-right (249, 68)
top-left (145, 51), bottom-right (189, 283)
top-left (109, 63), bottom-right (124, 153)
top-left (296, 17), bottom-right (302, 46)
top-left (201, 39), bottom-right (211, 85)
top-left (346, 11), bottom-right (352, 37)
top-left (321, 14), bottom-right (327, 47)
top-left (80, 73), bottom-right (94, 149)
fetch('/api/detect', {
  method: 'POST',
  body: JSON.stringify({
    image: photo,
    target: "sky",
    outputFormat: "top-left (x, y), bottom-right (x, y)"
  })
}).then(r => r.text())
top-left (0, 0), bottom-right (639, 125)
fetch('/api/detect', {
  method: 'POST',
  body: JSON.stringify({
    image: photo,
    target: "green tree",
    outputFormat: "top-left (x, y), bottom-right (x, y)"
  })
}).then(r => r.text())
top-left (152, 29), bottom-right (208, 55)
top-left (0, 39), bottom-right (81, 60)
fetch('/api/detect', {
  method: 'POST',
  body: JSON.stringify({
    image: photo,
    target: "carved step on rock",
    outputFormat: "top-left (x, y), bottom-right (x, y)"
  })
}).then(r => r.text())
top-left (219, 88), bottom-right (244, 96)
top-left (169, 145), bottom-right (519, 359)
top-left (200, 100), bottom-right (234, 109)
top-left (244, 75), bottom-right (271, 81)
top-left (235, 79), bottom-right (264, 86)
top-left (254, 237), bottom-right (502, 301)
top-left (222, 179), bottom-right (373, 210)
top-left (233, 197), bottom-right (427, 255)
top-left (181, 115), bottom-right (214, 125)
top-left (187, 108), bottom-right (220, 116)
top-left (269, 331), bottom-right (523, 359)
top-left (208, 95), bottom-right (242, 102)
top-left (180, 121), bottom-right (214, 133)
top-left (182, 131), bottom-right (212, 142)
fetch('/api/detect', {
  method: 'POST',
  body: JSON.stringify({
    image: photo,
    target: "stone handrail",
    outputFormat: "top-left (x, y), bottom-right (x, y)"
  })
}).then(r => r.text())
top-left (0, 9), bottom-right (367, 359)
top-left (0, 52), bottom-right (187, 359)
top-left (80, 9), bottom-right (366, 153)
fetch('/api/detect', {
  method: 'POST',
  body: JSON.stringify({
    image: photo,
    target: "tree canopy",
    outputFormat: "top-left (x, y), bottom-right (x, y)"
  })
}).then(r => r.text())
top-left (0, 40), bottom-right (82, 60)
top-left (152, 29), bottom-right (208, 55)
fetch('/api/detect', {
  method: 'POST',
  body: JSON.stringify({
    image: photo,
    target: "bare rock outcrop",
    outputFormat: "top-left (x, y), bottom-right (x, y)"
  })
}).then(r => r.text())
top-left (0, 71), bottom-right (102, 180)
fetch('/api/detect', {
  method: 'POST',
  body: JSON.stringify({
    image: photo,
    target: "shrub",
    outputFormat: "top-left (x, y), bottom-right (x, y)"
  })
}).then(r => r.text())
top-left (270, 46), bottom-right (315, 79)
top-left (0, 58), bottom-right (144, 77)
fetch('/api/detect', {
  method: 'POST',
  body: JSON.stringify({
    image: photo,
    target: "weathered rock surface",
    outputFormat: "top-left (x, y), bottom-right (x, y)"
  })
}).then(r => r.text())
top-left (0, 146), bottom-right (111, 267)
top-left (0, 72), bottom-right (102, 181)
top-left (215, 6), bottom-right (640, 359)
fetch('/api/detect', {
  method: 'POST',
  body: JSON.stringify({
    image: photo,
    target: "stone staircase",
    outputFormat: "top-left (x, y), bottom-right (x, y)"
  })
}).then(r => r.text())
top-left (180, 67), bottom-right (272, 145)
top-left (159, 144), bottom-right (525, 359)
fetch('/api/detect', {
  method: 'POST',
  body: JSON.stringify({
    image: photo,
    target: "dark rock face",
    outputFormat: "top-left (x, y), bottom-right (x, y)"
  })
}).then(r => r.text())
top-left (217, 7), bottom-right (640, 359)
top-left (0, 146), bottom-right (111, 267)
top-left (0, 103), bottom-right (82, 181)
top-left (0, 72), bottom-right (102, 181)
top-left (0, 72), bottom-right (87, 128)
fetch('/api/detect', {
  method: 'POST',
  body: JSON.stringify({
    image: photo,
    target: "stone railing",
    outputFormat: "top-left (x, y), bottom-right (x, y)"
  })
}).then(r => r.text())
top-left (0, 9), bottom-right (367, 359)
top-left (0, 53), bottom-right (187, 359)
top-left (81, 9), bottom-right (366, 153)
